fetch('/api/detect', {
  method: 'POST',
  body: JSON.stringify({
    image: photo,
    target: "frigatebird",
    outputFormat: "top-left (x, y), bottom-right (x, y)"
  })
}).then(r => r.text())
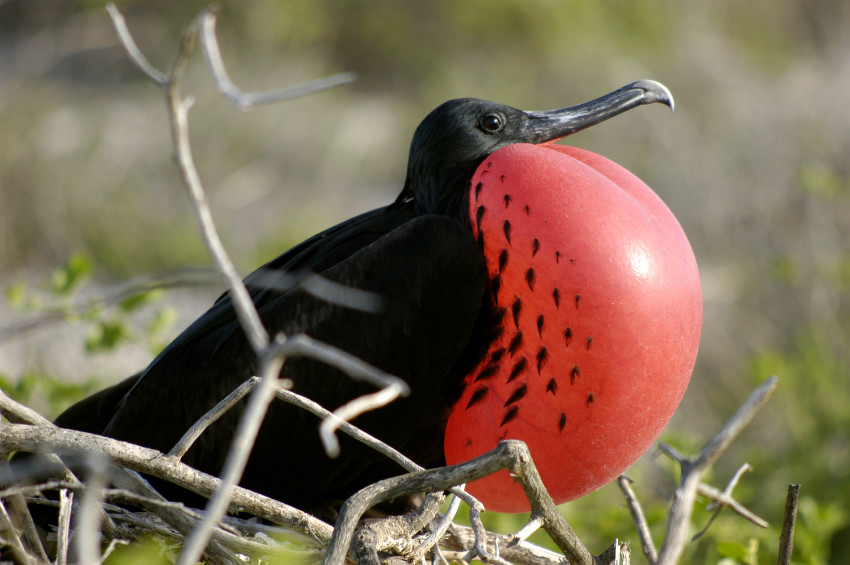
top-left (53, 80), bottom-right (696, 514)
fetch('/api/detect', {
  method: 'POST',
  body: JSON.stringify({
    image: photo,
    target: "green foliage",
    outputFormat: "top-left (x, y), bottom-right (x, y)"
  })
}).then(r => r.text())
top-left (103, 536), bottom-right (177, 565)
top-left (3, 254), bottom-right (177, 418)
top-left (0, 370), bottom-right (101, 419)
top-left (50, 253), bottom-right (94, 296)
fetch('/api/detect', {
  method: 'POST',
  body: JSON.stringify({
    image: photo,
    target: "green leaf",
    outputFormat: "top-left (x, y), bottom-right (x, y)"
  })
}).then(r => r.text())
top-left (119, 288), bottom-right (163, 313)
top-left (51, 253), bottom-right (93, 295)
top-left (85, 319), bottom-right (129, 353)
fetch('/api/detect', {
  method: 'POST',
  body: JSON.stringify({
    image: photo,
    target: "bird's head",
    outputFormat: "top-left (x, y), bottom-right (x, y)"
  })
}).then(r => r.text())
top-left (399, 80), bottom-right (673, 219)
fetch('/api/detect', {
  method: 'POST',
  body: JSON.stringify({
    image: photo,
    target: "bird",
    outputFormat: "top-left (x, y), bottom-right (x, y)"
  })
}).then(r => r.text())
top-left (52, 79), bottom-right (701, 516)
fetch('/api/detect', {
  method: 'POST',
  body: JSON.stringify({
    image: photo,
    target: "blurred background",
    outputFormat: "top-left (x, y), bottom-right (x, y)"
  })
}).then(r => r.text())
top-left (1, 0), bottom-right (848, 562)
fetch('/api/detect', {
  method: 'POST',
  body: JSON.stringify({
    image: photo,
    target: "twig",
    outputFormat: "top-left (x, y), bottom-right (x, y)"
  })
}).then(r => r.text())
top-left (322, 440), bottom-right (593, 565)
top-left (411, 492), bottom-right (463, 562)
top-left (441, 523), bottom-right (567, 565)
top-left (513, 514), bottom-right (545, 545)
top-left (0, 497), bottom-right (33, 564)
top-left (654, 376), bottom-right (778, 565)
top-left (197, 8), bottom-right (356, 111)
top-left (176, 355), bottom-right (284, 565)
top-left (4, 489), bottom-right (50, 564)
top-left (0, 423), bottom-right (334, 541)
top-left (273, 382), bottom-right (483, 516)
top-left (75, 453), bottom-right (109, 565)
top-left (0, 387), bottom-right (117, 539)
top-left (275, 333), bottom-right (410, 398)
top-left (104, 4), bottom-right (167, 85)
top-left (692, 468), bottom-right (768, 538)
top-left (777, 484), bottom-right (799, 565)
top-left (56, 489), bottom-right (74, 565)
top-left (320, 383), bottom-right (407, 458)
top-left (168, 377), bottom-right (259, 460)
top-left (617, 475), bottom-right (657, 564)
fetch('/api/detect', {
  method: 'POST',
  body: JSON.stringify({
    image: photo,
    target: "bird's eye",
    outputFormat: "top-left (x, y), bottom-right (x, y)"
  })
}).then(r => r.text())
top-left (480, 113), bottom-right (503, 132)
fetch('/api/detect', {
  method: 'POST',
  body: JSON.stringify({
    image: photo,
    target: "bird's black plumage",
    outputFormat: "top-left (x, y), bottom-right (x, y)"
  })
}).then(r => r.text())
top-left (53, 81), bottom-right (673, 512)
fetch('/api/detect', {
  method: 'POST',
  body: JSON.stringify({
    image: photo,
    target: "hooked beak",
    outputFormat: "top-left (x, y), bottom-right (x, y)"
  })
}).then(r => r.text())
top-left (520, 79), bottom-right (674, 144)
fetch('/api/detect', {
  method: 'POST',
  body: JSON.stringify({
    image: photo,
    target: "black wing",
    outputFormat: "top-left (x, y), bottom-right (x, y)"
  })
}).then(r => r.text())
top-left (59, 210), bottom-right (486, 509)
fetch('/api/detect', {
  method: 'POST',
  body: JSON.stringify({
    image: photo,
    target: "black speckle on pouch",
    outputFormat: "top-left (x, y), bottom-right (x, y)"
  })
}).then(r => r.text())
top-left (500, 405), bottom-right (519, 426)
top-left (508, 331), bottom-right (524, 356)
top-left (563, 327), bottom-right (573, 347)
top-left (511, 297), bottom-right (522, 327)
top-left (525, 268), bottom-right (535, 291)
top-left (507, 357), bottom-right (527, 383)
top-left (536, 346), bottom-right (548, 373)
top-left (503, 384), bottom-right (528, 407)
top-left (466, 387), bottom-right (489, 409)
top-left (571, 364), bottom-right (580, 385)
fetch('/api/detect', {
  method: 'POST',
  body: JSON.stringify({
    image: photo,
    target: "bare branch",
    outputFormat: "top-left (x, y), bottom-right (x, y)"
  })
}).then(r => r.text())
top-left (654, 376), bottom-right (778, 565)
top-left (0, 498), bottom-right (33, 564)
top-left (320, 383), bottom-right (406, 458)
top-left (0, 466), bottom-right (51, 565)
top-left (56, 489), bottom-right (74, 565)
top-left (276, 333), bottom-right (410, 394)
top-left (0, 423), bottom-right (334, 542)
top-left (105, 3), bottom-right (167, 85)
top-left (197, 8), bottom-right (356, 111)
top-left (323, 440), bottom-right (593, 565)
top-left (617, 475), bottom-right (657, 564)
top-left (168, 377), bottom-right (259, 460)
top-left (75, 454), bottom-right (109, 565)
top-left (692, 465), bottom-right (768, 536)
top-left (513, 514), bottom-right (545, 545)
top-left (778, 484), bottom-right (799, 565)
top-left (177, 357), bottom-right (285, 565)
top-left (411, 493), bottom-right (463, 562)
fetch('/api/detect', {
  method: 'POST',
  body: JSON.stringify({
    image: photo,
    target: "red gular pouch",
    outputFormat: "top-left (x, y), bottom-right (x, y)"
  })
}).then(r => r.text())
top-left (445, 143), bottom-right (702, 513)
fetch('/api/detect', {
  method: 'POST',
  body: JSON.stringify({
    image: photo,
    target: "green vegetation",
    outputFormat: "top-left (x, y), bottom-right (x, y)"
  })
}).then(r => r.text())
top-left (2, 1), bottom-right (847, 562)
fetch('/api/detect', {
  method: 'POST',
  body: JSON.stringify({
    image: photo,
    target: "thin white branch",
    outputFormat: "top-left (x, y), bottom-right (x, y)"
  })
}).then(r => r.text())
top-left (513, 514), bottom-right (545, 544)
top-left (163, 29), bottom-right (270, 355)
top-left (276, 333), bottom-right (410, 393)
top-left (319, 383), bottom-right (406, 458)
top-left (198, 8), bottom-right (356, 111)
top-left (0, 267), bottom-right (221, 344)
top-left (245, 269), bottom-right (383, 313)
top-left (75, 453), bottom-right (109, 565)
top-left (272, 384), bottom-right (482, 514)
top-left (105, 3), bottom-right (167, 85)
top-left (273, 386), bottom-right (418, 471)
top-left (177, 356), bottom-right (285, 565)
top-left (56, 489), bottom-right (74, 565)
